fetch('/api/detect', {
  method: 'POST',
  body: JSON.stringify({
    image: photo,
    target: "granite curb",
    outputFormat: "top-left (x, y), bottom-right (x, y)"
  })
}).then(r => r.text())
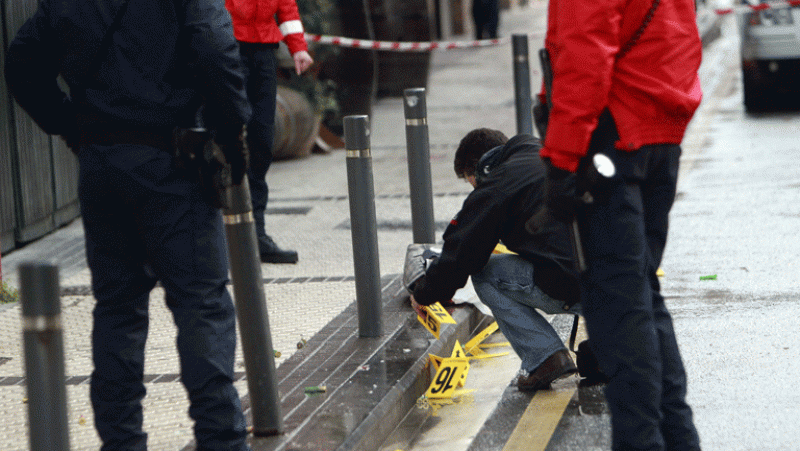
top-left (219, 276), bottom-right (492, 451)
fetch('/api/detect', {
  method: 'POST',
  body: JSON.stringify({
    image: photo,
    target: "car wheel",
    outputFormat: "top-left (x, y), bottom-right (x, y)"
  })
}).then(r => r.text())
top-left (742, 60), bottom-right (770, 113)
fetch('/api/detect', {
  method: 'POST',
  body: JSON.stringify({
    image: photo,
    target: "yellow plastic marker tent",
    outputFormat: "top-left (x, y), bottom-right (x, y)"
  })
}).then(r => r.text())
top-left (450, 340), bottom-right (470, 387)
top-left (417, 302), bottom-right (457, 339)
top-left (426, 349), bottom-right (470, 399)
top-left (492, 243), bottom-right (515, 254)
top-left (462, 321), bottom-right (510, 359)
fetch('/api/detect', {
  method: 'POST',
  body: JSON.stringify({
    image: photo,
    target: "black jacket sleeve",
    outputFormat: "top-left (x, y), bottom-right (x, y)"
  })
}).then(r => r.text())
top-left (413, 185), bottom-right (506, 306)
top-left (183, 0), bottom-right (251, 139)
top-left (5, 0), bottom-right (250, 136)
top-left (5, 2), bottom-right (75, 137)
top-left (412, 135), bottom-right (580, 307)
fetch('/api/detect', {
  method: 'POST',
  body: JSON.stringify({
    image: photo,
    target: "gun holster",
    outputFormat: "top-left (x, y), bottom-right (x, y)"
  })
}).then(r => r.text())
top-left (172, 127), bottom-right (233, 209)
top-left (532, 97), bottom-right (549, 140)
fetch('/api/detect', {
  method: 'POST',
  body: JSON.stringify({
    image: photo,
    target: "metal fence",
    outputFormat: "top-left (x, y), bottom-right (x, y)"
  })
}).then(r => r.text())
top-left (1, 0), bottom-right (81, 255)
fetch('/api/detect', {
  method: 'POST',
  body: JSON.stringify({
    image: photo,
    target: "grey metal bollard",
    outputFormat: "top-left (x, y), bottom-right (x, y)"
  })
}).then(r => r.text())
top-left (403, 88), bottom-right (436, 244)
top-left (221, 179), bottom-right (282, 436)
top-left (344, 115), bottom-right (383, 338)
top-left (512, 34), bottom-right (534, 136)
top-left (19, 263), bottom-right (70, 451)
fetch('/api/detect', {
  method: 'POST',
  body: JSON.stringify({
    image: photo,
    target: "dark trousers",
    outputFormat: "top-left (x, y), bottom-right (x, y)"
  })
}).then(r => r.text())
top-left (79, 143), bottom-right (248, 451)
top-left (472, 0), bottom-right (499, 39)
top-left (578, 118), bottom-right (700, 450)
top-left (238, 42), bottom-right (277, 245)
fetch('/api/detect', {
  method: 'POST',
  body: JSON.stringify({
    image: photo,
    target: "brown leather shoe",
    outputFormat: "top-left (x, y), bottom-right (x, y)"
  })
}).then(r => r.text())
top-left (516, 349), bottom-right (578, 392)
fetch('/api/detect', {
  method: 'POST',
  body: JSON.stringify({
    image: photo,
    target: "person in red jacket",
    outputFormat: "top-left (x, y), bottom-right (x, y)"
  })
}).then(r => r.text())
top-left (226, 0), bottom-right (314, 263)
top-left (530, 0), bottom-right (703, 449)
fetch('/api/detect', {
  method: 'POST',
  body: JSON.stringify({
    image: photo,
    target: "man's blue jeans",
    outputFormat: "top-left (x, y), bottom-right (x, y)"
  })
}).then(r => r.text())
top-left (79, 143), bottom-right (249, 451)
top-left (471, 253), bottom-right (579, 373)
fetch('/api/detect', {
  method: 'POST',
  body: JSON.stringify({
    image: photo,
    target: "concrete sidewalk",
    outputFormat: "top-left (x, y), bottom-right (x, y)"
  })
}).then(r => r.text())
top-left (0, 3), bottom-right (723, 450)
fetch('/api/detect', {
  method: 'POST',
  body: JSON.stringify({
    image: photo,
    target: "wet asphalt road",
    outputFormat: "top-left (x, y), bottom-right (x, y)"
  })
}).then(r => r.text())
top-left (656, 15), bottom-right (800, 451)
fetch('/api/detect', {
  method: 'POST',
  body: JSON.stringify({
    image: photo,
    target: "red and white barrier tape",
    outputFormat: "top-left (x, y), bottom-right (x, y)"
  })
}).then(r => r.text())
top-left (715, 0), bottom-right (800, 15)
top-left (306, 2), bottom-right (800, 52)
top-left (305, 33), bottom-right (515, 52)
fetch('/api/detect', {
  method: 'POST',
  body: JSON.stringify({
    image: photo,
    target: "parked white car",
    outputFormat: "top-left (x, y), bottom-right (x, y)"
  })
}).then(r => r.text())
top-left (737, 0), bottom-right (800, 112)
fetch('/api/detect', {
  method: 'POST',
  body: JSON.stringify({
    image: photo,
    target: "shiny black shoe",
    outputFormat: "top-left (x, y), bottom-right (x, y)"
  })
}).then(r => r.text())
top-left (259, 236), bottom-right (298, 264)
top-left (576, 340), bottom-right (610, 385)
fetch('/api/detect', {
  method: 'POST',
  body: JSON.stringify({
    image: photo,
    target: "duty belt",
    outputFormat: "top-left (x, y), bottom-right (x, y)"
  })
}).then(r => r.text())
top-left (79, 128), bottom-right (173, 150)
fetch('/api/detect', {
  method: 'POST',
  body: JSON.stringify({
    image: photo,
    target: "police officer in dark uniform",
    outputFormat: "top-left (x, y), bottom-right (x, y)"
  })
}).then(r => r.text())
top-left (6, 1), bottom-right (252, 450)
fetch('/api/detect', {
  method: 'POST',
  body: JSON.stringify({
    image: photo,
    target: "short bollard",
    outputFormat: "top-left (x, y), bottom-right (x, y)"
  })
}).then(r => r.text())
top-left (344, 115), bottom-right (383, 338)
top-left (403, 88), bottom-right (436, 244)
top-left (19, 263), bottom-right (70, 451)
top-left (221, 179), bottom-right (282, 436)
top-left (512, 34), bottom-right (533, 136)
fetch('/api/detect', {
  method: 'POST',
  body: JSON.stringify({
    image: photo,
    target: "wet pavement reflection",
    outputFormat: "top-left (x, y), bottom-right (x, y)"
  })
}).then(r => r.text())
top-left (544, 384), bottom-right (611, 451)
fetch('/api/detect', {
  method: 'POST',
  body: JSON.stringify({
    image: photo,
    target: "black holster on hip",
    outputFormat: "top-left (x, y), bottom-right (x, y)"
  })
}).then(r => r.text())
top-left (172, 127), bottom-right (232, 209)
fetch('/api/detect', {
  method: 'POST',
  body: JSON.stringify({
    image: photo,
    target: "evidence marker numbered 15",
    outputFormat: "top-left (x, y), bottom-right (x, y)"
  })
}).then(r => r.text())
top-left (417, 302), bottom-right (457, 339)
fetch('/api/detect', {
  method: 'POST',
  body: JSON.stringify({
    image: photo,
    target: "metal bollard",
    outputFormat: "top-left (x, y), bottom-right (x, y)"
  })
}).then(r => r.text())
top-left (19, 263), bottom-right (70, 451)
top-left (221, 179), bottom-right (282, 436)
top-left (403, 88), bottom-right (436, 244)
top-left (344, 115), bottom-right (383, 338)
top-left (512, 34), bottom-right (533, 136)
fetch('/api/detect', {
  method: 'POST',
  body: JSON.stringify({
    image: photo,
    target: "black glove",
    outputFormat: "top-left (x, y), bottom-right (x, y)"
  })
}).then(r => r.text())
top-left (215, 124), bottom-right (249, 185)
top-left (542, 159), bottom-right (579, 223)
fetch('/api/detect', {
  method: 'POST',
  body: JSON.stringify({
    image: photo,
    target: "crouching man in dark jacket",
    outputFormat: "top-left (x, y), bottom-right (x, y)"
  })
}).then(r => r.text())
top-left (410, 128), bottom-right (585, 391)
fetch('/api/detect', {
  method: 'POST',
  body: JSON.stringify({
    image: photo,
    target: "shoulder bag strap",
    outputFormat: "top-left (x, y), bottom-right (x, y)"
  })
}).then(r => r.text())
top-left (618, 0), bottom-right (661, 59)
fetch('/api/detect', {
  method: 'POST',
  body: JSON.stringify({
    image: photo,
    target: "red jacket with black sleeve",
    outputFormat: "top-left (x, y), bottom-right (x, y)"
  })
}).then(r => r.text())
top-left (225, 0), bottom-right (309, 55)
top-left (540, 0), bottom-right (703, 172)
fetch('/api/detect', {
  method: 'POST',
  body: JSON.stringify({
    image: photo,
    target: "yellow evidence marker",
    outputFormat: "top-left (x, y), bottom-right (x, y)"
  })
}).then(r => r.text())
top-left (427, 340), bottom-right (471, 387)
top-left (426, 350), bottom-right (470, 399)
top-left (463, 321), bottom-right (510, 359)
top-left (450, 340), bottom-right (470, 387)
top-left (417, 302), bottom-right (457, 339)
top-left (492, 243), bottom-right (516, 254)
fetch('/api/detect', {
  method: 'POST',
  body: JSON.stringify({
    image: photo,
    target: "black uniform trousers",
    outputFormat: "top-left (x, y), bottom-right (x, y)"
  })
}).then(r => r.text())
top-left (578, 119), bottom-right (701, 451)
top-left (239, 42), bottom-right (278, 250)
top-left (472, 0), bottom-right (499, 39)
top-left (79, 142), bottom-right (249, 451)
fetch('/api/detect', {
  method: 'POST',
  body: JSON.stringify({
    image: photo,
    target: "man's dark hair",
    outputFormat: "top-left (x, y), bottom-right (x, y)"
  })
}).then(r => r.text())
top-left (453, 128), bottom-right (509, 178)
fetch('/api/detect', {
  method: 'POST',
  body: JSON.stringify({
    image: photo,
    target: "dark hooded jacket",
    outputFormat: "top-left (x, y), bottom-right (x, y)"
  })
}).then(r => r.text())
top-left (5, 0), bottom-right (250, 139)
top-left (413, 134), bottom-right (579, 307)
